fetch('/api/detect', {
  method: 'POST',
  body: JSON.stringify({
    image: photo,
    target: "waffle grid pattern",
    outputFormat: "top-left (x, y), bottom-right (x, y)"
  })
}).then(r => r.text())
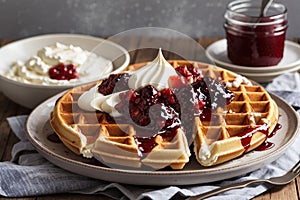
top-left (51, 78), bottom-right (190, 170)
top-left (50, 60), bottom-right (278, 169)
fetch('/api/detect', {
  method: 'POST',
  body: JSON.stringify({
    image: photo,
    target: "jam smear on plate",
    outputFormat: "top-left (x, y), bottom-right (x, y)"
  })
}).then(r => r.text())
top-left (47, 133), bottom-right (62, 143)
top-left (239, 122), bottom-right (282, 152)
top-left (255, 122), bottom-right (282, 151)
top-left (256, 141), bottom-right (275, 151)
top-left (98, 73), bottom-right (130, 95)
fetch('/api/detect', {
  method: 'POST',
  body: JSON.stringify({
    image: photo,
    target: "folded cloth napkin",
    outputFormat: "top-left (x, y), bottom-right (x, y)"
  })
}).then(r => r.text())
top-left (1, 72), bottom-right (300, 200)
top-left (266, 72), bottom-right (300, 109)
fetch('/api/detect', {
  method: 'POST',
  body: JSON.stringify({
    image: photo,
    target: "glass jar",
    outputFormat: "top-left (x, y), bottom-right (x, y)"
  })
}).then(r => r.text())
top-left (224, 0), bottom-right (288, 67)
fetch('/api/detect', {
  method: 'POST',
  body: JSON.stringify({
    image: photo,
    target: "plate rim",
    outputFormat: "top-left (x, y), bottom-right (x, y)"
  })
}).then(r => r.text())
top-left (25, 90), bottom-right (300, 184)
top-left (205, 39), bottom-right (300, 72)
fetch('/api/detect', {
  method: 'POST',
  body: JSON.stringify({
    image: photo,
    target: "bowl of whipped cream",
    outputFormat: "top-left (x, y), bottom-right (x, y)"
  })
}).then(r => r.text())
top-left (0, 34), bottom-right (130, 108)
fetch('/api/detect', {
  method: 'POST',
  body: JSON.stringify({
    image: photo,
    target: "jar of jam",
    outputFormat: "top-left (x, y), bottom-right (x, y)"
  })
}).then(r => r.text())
top-left (224, 0), bottom-right (288, 67)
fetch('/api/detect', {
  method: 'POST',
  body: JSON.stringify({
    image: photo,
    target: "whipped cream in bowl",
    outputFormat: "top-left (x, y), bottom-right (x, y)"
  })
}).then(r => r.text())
top-left (0, 34), bottom-right (130, 108)
top-left (5, 42), bottom-right (113, 85)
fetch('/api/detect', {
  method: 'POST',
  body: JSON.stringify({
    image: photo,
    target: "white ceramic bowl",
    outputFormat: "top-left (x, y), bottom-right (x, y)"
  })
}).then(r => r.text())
top-left (0, 34), bottom-right (130, 109)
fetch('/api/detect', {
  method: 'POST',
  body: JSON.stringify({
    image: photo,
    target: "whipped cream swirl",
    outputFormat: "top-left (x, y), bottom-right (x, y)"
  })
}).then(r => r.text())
top-left (78, 85), bottom-right (123, 116)
top-left (78, 49), bottom-right (179, 114)
top-left (128, 48), bottom-right (178, 90)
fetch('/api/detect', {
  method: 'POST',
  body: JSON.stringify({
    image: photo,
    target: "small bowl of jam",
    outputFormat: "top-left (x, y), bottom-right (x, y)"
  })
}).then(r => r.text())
top-left (224, 0), bottom-right (288, 67)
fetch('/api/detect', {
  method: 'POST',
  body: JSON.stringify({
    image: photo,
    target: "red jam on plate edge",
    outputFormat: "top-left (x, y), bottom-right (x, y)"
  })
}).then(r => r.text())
top-left (255, 123), bottom-right (282, 151)
top-left (47, 133), bottom-right (62, 143)
top-left (237, 121), bottom-right (282, 152)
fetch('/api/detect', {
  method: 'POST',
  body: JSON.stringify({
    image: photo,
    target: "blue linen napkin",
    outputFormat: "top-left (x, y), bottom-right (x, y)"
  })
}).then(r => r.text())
top-left (1, 72), bottom-right (300, 200)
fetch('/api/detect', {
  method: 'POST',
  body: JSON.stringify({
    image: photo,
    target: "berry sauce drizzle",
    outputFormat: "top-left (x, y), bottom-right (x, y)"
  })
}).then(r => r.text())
top-left (134, 136), bottom-right (158, 155)
top-left (268, 123), bottom-right (282, 138)
top-left (256, 122), bottom-right (282, 151)
top-left (239, 123), bottom-right (269, 151)
top-left (99, 65), bottom-right (234, 156)
top-left (134, 128), bottom-right (179, 155)
top-left (98, 73), bottom-right (130, 95)
top-left (47, 133), bottom-right (62, 143)
top-left (239, 121), bottom-right (282, 152)
top-left (256, 141), bottom-right (275, 151)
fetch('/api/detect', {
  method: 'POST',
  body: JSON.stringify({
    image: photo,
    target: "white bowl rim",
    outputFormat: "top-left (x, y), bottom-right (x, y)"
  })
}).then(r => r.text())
top-left (0, 33), bottom-right (130, 89)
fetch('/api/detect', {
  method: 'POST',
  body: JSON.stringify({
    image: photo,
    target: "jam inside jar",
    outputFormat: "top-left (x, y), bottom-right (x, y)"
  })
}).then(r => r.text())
top-left (224, 0), bottom-right (288, 67)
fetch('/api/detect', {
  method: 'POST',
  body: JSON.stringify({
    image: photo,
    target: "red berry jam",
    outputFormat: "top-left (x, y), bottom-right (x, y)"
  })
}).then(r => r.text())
top-left (47, 133), bottom-right (62, 143)
top-left (255, 122), bottom-right (282, 151)
top-left (175, 64), bottom-right (202, 83)
top-left (116, 85), bottom-right (181, 132)
top-left (97, 63), bottom-right (235, 156)
top-left (134, 128), bottom-right (179, 155)
top-left (238, 123), bottom-right (269, 151)
top-left (49, 63), bottom-right (78, 80)
top-left (98, 73), bottom-right (130, 95)
top-left (256, 141), bottom-right (275, 151)
top-left (112, 68), bottom-right (234, 156)
top-left (224, 0), bottom-right (287, 67)
top-left (134, 136), bottom-right (158, 155)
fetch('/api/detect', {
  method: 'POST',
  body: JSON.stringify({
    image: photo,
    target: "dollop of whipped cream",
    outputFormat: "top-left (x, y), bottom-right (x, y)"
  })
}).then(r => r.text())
top-left (38, 42), bottom-right (91, 67)
top-left (78, 85), bottom-right (124, 116)
top-left (91, 91), bottom-right (124, 117)
top-left (128, 48), bottom-right (178, 90)
top-left (4, 42), bottom-right (113, 85)
top-left (78, 48), bottom-right (179, 114)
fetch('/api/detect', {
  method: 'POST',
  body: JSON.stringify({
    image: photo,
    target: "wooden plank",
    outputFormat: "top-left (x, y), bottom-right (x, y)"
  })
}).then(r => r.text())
top-left (16, 105), bottom-right (31, 115)
top-left (0, 39), bottom-right (14, 47)
top-left (296, 176), bottom-right (300, 199)
top-left (253, 192), bottom-right (271, 200)
top-left (167, 37), bottom-right (213, 63)
top-left (107, 35), bottom-right (143, 65)
top-left (166, 37), bottom-right (196, 60)
top-left (198, 37), bottom-right (220, 49)
top-left (268, 181), bottom-right (299, 200)
top-left (1, 104), bottom-right (32, 161)
top-left (0, 197), bottom-right (36, 200)
top-left (0, 94), bottom-right (19, 161)
top-left (133, 36), bottom-right (172, 63)
top-left (1, 131), bottom-right (20, 161)
top-left (37, 194), bottom-right (112, 200)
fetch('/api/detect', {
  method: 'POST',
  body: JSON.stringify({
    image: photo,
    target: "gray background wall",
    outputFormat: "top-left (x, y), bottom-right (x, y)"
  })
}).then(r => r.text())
top-left (0, 0), bottom-right (299, 40)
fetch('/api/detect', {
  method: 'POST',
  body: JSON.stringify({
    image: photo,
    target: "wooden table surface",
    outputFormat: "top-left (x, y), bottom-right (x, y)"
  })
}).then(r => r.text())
top-left (0, 36), bottom-right (299, 200)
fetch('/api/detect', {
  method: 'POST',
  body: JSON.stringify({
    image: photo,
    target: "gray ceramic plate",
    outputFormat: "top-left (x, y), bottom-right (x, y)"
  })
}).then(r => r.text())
top-left (205, 39), bottom-right (300, 73)
top-left (26, 92), bottom-right (299, 186)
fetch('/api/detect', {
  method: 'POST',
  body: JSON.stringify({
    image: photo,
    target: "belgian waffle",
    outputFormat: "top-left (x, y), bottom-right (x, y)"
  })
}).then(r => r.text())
top-left (192, 74), bottom-right (278, 166)
top-left (50, 77), bottom-right (190, 170)
top-left (50, 60), bottom-right (278, 169)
